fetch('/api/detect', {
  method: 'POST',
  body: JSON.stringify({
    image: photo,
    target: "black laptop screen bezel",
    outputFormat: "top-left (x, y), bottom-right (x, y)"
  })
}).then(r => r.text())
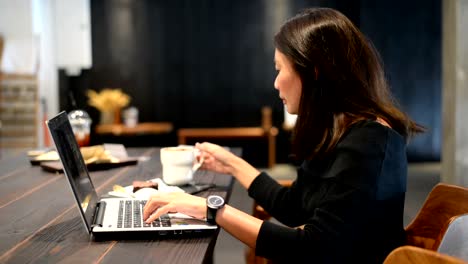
top-left (46, 111), bottom-right (99, 233)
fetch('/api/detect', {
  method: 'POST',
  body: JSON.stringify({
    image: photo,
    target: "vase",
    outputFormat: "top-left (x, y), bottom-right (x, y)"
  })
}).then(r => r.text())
top-left (100, 111), bottom-right (115, 125)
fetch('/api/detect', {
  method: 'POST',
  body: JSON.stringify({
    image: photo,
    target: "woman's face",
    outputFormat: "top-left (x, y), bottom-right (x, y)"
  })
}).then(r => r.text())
top-left (274, 49), bottom-right (302, 115)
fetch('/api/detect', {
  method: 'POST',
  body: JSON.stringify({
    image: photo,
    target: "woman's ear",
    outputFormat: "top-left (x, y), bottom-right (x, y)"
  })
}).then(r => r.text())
top-left (314, 67), bottom-right (319, 80)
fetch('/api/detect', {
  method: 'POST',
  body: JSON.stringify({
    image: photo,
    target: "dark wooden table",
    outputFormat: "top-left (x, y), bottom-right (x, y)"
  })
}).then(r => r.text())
top-left (0, 147), bottom-right (237, 264)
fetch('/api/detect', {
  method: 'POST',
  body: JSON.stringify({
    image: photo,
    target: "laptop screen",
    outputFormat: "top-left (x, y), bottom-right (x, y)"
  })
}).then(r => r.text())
top-left (47, 111), bottom-right (99, 232)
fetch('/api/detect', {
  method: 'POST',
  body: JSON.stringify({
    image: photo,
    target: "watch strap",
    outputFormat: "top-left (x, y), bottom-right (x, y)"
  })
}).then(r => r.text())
top-left (207, 207), bottom-right (217, 225)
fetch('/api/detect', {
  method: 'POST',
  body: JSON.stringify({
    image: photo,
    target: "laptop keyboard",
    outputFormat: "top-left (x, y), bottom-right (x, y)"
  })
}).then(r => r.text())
top-left (117, 200), bottom-right (171, 228)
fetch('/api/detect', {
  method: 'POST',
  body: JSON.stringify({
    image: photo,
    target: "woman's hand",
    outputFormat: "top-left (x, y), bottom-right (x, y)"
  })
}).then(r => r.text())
top-left (196, 142), bottom-right (261, 189)
top-left (143, 192), bottom-right (206, 223)
top-left (142, 191), bottom-right (263, 249)
top-left (195, 142), bottom-right (240, 175)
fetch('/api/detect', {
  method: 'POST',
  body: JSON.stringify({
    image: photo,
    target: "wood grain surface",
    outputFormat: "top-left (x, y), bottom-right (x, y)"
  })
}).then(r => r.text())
top-left (0, 147), bottom-right (237, 264)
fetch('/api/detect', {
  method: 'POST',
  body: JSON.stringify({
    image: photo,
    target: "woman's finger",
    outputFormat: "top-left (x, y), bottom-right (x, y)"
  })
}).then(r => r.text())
top-left (145, 204), bottom-right (175, 223)
top-left (145, 207), bottom-right (162, 223)
top-left (196, 142), bottom-right (219, 155)
top-left (143, 195), bottom-right (164, 220)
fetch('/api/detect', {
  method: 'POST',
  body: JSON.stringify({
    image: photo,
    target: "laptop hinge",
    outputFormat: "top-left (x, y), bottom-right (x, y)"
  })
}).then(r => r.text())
top-left (91, 201), bottom-right (106, 228)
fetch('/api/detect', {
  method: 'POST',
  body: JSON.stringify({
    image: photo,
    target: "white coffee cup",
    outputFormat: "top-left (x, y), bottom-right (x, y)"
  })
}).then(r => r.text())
top-left (160, 146), bottom-right (200, 186)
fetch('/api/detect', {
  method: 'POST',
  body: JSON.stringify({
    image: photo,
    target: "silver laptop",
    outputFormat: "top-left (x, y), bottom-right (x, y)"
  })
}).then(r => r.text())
top-left (46, 111), bottom-right (217, 239)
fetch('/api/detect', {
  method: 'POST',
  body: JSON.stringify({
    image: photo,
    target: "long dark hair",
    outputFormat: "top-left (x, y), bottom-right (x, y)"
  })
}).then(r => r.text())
top-left (274, 8), bottom-right (424, 160)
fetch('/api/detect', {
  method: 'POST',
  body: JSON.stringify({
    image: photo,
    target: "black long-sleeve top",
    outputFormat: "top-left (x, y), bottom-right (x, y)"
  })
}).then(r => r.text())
top-left (248, 120), bottom-right (407, 263)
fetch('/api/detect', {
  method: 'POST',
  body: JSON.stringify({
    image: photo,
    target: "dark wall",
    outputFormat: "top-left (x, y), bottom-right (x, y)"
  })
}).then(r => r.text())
top-left (359, 0), bottom-right (442, 161)
top-left (60, 0), bottom-right (441, 162)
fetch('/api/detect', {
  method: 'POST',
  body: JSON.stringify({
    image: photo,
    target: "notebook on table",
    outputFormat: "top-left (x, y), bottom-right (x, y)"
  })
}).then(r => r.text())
top-left (46, 111), bottom-right (217, 239)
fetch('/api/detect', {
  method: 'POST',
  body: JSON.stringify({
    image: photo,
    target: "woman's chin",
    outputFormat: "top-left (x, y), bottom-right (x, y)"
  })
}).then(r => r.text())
top-left (285, 105), bottom-right (297, 115)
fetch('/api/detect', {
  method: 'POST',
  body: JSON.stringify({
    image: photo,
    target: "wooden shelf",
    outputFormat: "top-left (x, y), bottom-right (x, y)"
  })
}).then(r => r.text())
top-left (95, 122), bottom-right (173, 136)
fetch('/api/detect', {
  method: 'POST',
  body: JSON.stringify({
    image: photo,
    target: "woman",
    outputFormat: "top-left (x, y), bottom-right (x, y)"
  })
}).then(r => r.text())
top-left (143, 7), bottom-right (423, 263)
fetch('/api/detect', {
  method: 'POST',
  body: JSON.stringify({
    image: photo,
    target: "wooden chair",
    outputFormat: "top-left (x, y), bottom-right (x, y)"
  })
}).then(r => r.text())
top-left (245, 180), bottom-right (293, 264)
top-left (405, 183), bottom-right (468, 250)
top-left (384, 213), bottom-right (468, 264)
top-left (250, 179), bottom-right (293, 220)
top-left (383, 246), bottom-right (467, 264)
top-left (246, 183), bottom-right (468, 264)
top-left (437, 213), bottom-right (468, 261)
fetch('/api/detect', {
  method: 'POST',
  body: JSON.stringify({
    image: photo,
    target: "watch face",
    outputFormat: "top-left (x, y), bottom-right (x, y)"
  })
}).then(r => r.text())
top-left (208, 196), bottom-right (224, 207)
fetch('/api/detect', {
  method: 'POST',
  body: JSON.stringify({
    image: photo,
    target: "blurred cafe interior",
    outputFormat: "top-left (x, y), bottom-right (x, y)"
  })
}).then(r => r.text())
top-left (0, 0), bottom-right (467, 263)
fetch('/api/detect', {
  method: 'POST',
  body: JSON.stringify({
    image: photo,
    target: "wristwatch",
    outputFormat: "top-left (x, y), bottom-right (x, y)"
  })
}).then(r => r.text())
top-left (206, 195), bottom-right (225, 225)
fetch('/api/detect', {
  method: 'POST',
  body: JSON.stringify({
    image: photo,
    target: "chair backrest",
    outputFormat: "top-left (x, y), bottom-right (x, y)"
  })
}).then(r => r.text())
top-left (383, 245), bottom-right (467, 264)
top-left (384, 213), bottom-right (468, 264)
top-left (437, 213), bottom-right (468, 261)
top-left (261, 106), bottom-right (272, 131)
top-left (405, 183), bottom-right (468, 250)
